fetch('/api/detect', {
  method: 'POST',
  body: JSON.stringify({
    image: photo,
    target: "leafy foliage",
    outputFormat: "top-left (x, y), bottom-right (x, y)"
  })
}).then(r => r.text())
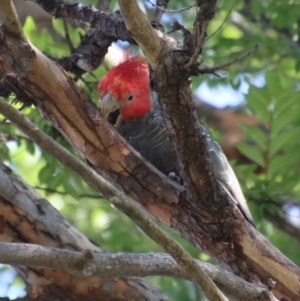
top-left (1, 0), bottom-right (300, 300)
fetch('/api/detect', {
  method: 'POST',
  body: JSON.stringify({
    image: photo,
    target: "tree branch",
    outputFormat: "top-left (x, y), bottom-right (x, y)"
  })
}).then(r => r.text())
top-left (0, 242), bottom-right (276, 301)
top-left (0, 96), bottom-right (227, 301)
top-left (110, 197), bottom-right (228, 301)
top-left (0, 0), bottom-right (25, 39)
top-left (264, 210), bottom-right (300, 244)
top-left (118, 0), bottom-right (166, 67)
top-left (199, 44), bottom-right (260, 74)
top-left (184, 1), bottom-right (216, 69)
top-left (151, 0), bottom-right (168, 28)
top-left (0, 97), bottom-right (125, 202)
top-left (0, 97), bottom-right (228, 301)
top-left (0, 161), bottom-right (170, 301)
top-left (30, 0), bottom-right (134, 75)
top-left (1, 4), bottom-right (300, 300)
top-left (113, 3), bottom-right (295, 300)
top-left (147, 1), bottom-right (195, 14)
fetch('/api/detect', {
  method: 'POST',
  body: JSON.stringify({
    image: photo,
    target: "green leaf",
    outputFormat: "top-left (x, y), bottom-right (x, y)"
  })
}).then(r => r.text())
top-left (38, 164), bottom-right (57, 185)
top-left (265, 72), bottom-right (283, 96)
top-left (0, 142), bottom-right (10, 161)
top-left (273, 90), bottom-right (299, 118)
top-left (269, 149), bottom-right (300, 175)
top-left (236, 143), bottom-right (265, 166)
top-left (246, 87), bottom-right (271, 124)
top-left (25, 140), bottom-right (35, 155)
top-left (52, 19), bottom-right (64, 38)
top-left (269, 127), bottom-right (300, 157)
top-left (23, 16), bottom-right (37, 38)
top-left (240, 123), bottom-right (268, 151)
top-left (272, 107), bottom-right (300, 134)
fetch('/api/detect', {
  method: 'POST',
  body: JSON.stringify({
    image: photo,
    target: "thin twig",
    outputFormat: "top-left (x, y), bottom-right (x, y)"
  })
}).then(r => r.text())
top-left (206, 0), bottom-right (237, 41)
top-left (151, 0), bottom-right (168, 26)
top-left (0, 133), bottom-right (31, 143)
top-left (0, 97), bottom-right (227, 301)
top-left (167, 20), bottom-right (190, 35)
top-left (185, 20), bottom-right (209, 69)
top-left (147, 0), bottom-right (196, 13)
top-left (63, 19), bottom-right (75, 52)
top-left (199, 44), bottom-right (260, 74)
top-left (264, 210), bottom-right (300, 245)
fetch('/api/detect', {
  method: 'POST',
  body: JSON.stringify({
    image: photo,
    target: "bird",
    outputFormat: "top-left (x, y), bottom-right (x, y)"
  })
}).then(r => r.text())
top-left (98, 55), bottom-right (254, 226)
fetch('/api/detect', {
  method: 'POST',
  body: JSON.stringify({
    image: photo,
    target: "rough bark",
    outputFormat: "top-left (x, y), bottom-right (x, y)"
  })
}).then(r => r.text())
top-left (0, 161), bottom-right (170, 301)
top-left (33, 0), bottom-right (135, 75)
top-left (1, 1), bottom-right (300, 300)
top-left (0, 242), bottom-right (277, 301)
top-left (0, 24), bottom-right (299, 301)
top-left (19, 0), bottom-right (264, 164)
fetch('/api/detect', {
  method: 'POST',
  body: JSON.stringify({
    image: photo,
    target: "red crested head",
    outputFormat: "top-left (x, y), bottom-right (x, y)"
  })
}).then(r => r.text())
top-left (98, 55), bottom-right (152, 121)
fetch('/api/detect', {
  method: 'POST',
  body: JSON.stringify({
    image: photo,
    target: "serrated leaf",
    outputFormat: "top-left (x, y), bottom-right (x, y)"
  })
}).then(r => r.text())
top-left (272, 108), bottom-right (300, 134)
top-left (240, 124), bottom-right (268, 150)
top-left (269, 127), bottom-right (300, 157)
top-left (236, 143), bottom-right (265, 166)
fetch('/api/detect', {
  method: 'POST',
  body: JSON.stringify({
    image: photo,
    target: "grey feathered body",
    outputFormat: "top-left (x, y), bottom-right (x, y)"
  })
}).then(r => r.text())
top-left (119, 108), bottom-right (179, 177)
top-left (118, 93), bottom-right (254, 226)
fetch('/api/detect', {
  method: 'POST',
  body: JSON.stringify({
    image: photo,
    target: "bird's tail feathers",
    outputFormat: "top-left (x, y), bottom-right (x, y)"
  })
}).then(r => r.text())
top-left (218, 180), bottom-right (255, 227)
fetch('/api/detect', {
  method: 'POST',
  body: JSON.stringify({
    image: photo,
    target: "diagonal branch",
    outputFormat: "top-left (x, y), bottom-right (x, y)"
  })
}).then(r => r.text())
top-left (110, 196), bottom-right (228, 301)
top-left (0, 97), bottom-right (227, 301)
top-left (264, 210), bottom-right (300, 244)
top-left (1, 2), bottom-right (300, 300)
top-left (118, 0), bottom-right (166, 67)
top-left (0, 0), bottom-right (25, 39)
top-left (115, 2), bottom-right (300, 300)
top-left (148, 1), bottom-right (195, 14)
top-left (0, 161), bottom-right (170, 301)
top-left (199, 44), bottom-right (260, 74)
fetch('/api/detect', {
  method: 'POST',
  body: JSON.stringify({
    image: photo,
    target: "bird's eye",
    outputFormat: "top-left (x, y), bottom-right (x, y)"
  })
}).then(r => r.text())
top-left (127, 94), bottom-right (134, 102)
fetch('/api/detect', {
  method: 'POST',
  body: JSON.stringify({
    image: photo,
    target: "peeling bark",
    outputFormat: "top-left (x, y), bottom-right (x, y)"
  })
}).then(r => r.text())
top-left (0, 5), bottom-right (300, 301)
top-left (0, 162), bottom-right (170, 301)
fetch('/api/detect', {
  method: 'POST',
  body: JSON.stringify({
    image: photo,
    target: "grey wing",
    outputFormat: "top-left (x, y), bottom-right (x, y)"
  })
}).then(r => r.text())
top-left (119, 109), bottom-right (179, 177)
top-left (199, 122), bottom-right (254, 226)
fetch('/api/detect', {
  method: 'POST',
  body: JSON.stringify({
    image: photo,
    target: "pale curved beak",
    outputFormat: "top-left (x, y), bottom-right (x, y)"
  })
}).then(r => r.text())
top-left (100, 93), bottom-right (119, 119)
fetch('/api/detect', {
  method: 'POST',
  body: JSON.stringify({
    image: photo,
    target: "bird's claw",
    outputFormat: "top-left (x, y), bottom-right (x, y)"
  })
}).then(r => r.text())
top-left (168, 172), bottom-right (181, 184)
